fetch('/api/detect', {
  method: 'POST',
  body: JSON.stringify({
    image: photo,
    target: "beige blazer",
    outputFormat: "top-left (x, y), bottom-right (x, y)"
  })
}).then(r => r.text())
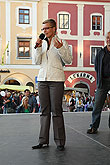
top-left (35, 35), bottom-right (72, 82)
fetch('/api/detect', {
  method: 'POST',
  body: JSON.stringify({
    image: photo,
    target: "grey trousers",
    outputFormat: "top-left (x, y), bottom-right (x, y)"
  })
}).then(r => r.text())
top-left (38, 81), bottom-right (66, 146)
top-left (91, 78), bottom-right (110, 129)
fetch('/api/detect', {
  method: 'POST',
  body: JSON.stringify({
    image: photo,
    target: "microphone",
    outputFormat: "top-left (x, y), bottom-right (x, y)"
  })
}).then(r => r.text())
top-left (34, 33), bottom-right (45, 49)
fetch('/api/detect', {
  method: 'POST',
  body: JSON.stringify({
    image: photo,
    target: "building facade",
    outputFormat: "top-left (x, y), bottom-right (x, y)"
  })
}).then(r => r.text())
top-left (0, 0), bottom-right (40, 91)
top-left (0, 0), bottom-right (110, 95)
top-left (46, 0), bottom-right (110, 96)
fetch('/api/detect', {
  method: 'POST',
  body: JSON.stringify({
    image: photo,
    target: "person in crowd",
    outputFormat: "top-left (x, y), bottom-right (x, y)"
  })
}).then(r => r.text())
top-left (69, 94), bottom-right (73, 106)
top-left (14, 92), bottom-right (21, 106)
top-left (87, 31), bottom-right (110, 134)
top-left (32, 92), bottom-right (39, 113)
top-left (23, 89), bottom-right (37, 113)
top-left (69, 95), bottom-right (75, 112)
top-left (19, 92), bottom-right (23, 104)
top-left (85, 97), bottom-right (93, 112)
top-left (36, 92), bottom-right (40, 112)
top-left (0, 92), bottom-right (4, 113)
top-left (11, 93), bottom-right (18, 110)
top-left (16, 96), bottom-right (31, 113)
top-left (32, 18), bottom-right (72, 151)
top-left (81, 95), bottom-right (86, 105)
top-left (3, 92), bottom-right (12, 114)
top-left (75, 96), bottom-right (84, 112)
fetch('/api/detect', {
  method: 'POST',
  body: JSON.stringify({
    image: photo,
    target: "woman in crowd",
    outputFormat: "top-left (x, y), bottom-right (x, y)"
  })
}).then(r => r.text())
top-left (16, 96), bottom-right (31, 113)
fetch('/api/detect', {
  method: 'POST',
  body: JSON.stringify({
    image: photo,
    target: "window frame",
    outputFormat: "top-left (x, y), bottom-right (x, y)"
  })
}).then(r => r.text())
top-left (92, 15), bottom-right (102, 30)
top-left (59, 13), bottom-right (69, 29)
top-left (16, 6), bottom-right (32, 29)
top-left (90, 46), bottom-right (102, 65)
top-left (90, 13), bottom-right (103, 35)
top-left (17, 38), bottom-right (32, 59)
top-left (57, 11), bottom-right (71, 35)
top-left (19, 8), bottom-right (30, 24)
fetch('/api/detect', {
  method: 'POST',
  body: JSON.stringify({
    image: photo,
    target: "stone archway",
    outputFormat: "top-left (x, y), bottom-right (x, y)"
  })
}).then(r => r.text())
top-left (73, 81), bottom-right (90, 94)
top-left (2, 73), bottom-right (34, 87)
top-left (26, 82), bottom-right (34, 92)
top-left (26, 82), bottom-right (34, 88)
top-left (4, 79), bottom-right (20, 85)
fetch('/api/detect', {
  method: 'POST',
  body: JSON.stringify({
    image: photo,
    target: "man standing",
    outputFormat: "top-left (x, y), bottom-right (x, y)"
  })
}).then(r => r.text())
top-left (32, 19), bottom-right (72, 150)
top-left (87, 31), bottom-right (110, 134)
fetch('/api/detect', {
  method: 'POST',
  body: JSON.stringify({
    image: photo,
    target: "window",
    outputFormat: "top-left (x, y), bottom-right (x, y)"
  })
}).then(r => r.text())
top-left (91, 47), bottom-right (102, 64)
top-left (57, 12), bottom-right (71, 35)
top-left (59, 14), bottom-right (69, 29)
top-left (92, 16), bottom-right (102, 30)
top-left (16, 7), bottom-right (32, 28)
top-left (18, 40), bottom-right (30, 58)
top-left (90, 13), bottom-right (103, 36)
top-left (19, 9), bottom-right (30, 24)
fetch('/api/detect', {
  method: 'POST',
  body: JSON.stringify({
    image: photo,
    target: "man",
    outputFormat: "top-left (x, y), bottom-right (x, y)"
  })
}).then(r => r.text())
top-left (87, 31), bottom-right (110, 134)
top-left (3, 92), bottom-right (12, 114)
top-left (32, 19), bottom-right (72, 151)
top-left (23, 89), bottom-right (37, 113)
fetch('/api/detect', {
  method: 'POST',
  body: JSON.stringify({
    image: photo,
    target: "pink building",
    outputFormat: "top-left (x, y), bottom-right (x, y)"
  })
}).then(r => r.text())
top-left (46, 0), bottom-right (110, 96)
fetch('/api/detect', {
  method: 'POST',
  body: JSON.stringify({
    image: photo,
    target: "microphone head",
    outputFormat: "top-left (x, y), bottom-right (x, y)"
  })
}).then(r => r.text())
top-left (39, 33), bottom-right (45, 40)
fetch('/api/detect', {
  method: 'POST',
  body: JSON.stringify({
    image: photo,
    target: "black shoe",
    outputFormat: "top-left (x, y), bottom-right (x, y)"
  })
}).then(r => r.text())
top-left (87, 128), bottom-right (98, 134)
top-left (32, 144), bottom-right (49, 150)
top-left (57, 145), bottom-right (65, 151)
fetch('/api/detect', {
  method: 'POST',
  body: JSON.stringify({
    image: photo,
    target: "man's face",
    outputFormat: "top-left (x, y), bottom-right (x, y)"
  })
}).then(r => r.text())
top-left (106, 32), bottom-right (110, 51)
top-left (42, 23), bottom-right (55, 39)
top-left (7, 93), bottom-right (11, 98)
top-left (25, 91), bottom-right (30, 97)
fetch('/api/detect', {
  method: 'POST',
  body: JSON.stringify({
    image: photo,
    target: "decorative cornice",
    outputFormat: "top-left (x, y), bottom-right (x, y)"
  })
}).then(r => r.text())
top-left (0, 0), bottom-right (40, 2)
top-left (42, 0), bottom-right (110, 5)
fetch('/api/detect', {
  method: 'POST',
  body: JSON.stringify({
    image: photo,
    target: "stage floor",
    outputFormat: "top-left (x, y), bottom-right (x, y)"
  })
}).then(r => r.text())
top-left (0, 112), bottom-right (110, 165)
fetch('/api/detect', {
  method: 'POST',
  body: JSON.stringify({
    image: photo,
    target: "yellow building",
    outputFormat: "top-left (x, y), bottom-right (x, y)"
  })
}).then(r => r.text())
top-left (0, 0), bottom-right (46, 91)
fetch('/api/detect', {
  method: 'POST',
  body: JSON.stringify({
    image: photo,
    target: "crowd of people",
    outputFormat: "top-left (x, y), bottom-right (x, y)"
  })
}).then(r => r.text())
top-left (0, 89), bottom-right (40, 114)
top-left (64, 92), bottom-right (110, 112)
top-left (68, 94), bottom-right (94, 112)
top-left (0, 89), bottom-right (110, 114)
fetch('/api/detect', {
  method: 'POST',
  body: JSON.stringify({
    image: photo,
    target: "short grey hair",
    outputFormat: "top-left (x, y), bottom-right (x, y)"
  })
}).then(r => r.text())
top-left (42, 18), bottom-right (57, 32)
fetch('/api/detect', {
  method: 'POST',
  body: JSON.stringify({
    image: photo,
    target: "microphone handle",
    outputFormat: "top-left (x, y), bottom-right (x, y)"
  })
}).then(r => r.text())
top-left (34, 42), bottom-right (39, 49)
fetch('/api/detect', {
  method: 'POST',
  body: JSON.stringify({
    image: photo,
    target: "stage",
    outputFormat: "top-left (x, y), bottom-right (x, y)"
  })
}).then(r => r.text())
top-left (0, 112), bottom-right (110, 165)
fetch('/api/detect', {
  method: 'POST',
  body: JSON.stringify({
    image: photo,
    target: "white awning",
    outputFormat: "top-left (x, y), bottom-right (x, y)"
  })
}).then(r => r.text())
top-left (65, 87), bottom-right (88, 93)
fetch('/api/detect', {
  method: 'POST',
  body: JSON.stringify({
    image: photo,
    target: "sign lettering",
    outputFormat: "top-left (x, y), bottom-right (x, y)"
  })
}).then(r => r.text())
top-left (67, 72), bottom-right (95, 83)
